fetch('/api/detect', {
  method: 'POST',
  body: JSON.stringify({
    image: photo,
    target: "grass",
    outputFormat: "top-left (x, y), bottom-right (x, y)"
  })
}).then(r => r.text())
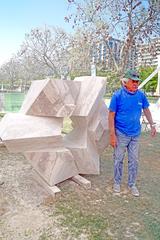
top-left (52, 132), bottom-right (160, 240)
top-left (62, 117), bottom-right (73, 134)
top-left (55, 203), bottom-right (110, 240)
top-left (143, 216), bottom-right (160, 240)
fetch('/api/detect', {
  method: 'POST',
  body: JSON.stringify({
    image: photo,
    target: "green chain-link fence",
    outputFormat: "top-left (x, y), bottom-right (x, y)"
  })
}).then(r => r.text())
top-left (0, 92), bottom-right (25, 113)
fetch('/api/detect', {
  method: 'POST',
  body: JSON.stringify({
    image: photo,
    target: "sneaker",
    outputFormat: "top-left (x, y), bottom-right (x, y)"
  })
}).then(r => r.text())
top-left (113, 183), bottom-right (121, 193)
top-left (130, 186), bottom-right (139, 197)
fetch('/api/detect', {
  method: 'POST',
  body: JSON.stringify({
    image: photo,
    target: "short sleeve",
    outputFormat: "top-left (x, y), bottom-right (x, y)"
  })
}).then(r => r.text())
top-left (142, 93), bottom-right (149, 109)
top-left (109, 93), bottom-right (117, 112)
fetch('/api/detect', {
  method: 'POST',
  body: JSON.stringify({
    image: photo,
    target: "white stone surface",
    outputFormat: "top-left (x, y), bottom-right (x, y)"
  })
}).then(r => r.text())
top-left (21, 78), bottom-right (81, 117)
top-left (25, 148), bottom-right (78, 186)
top-left (0, 113), bottom-right (63, 152)
top-left (73, 76), bottom-right (106, 116)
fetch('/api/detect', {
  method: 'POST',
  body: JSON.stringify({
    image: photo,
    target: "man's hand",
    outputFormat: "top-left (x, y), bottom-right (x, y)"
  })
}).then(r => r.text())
top-left (108, 111), bottom-right (116, 148)
top-left (143, 108), bottom-right (156, 137)
top-left (109, 133), bottom-right (117, 148)
top-left (150, 125), bottom-right (156, 137)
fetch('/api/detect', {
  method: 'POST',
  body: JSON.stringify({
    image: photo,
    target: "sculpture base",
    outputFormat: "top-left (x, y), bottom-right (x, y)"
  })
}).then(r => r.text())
top-left (71, 175), bottom-right (91, 189)
top-left (32, 170), bottom-right (61, 197)
top-left (32, 170), bottom-right (91, 197)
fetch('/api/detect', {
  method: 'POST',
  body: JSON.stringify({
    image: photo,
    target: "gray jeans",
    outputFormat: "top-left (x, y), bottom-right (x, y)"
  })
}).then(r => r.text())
top-left (113, 129), bottom-right (140, 187)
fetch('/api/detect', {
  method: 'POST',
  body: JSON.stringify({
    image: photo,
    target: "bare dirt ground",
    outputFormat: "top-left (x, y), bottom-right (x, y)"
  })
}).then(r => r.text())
top-left (0, 132), bottom-right (160, 240)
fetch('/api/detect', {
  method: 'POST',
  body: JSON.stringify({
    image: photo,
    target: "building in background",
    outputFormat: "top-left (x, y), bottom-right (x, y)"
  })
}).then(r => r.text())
top-left (136, 38), bottom-right (160, 67)
top-left (91, 37), bottom-right (122, 70)
top-left (91, 37), bottom-right (160, 70)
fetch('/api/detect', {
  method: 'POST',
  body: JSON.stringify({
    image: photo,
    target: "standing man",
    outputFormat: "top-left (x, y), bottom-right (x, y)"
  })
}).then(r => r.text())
top-left (108, 69), bottom-right (156, 197)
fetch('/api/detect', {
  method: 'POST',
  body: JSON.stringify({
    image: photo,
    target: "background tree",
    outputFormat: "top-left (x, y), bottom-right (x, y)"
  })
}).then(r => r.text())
top-left (68, 29), bottom-right (94, 78)
top-left (20, 26), bottom-right (72, 78)
top-left (16, 54), bottom-right (51, 91)
top-left (0, 58), bottom-right (20, 90)
top-left (67, 0), bottom-right (160, 73)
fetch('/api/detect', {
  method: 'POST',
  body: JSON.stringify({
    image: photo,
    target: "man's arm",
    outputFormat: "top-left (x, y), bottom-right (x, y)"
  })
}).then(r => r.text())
top-left (108, 111), bottom-right (117, 147)
top-left (143, 108), bottom-right (156, 137)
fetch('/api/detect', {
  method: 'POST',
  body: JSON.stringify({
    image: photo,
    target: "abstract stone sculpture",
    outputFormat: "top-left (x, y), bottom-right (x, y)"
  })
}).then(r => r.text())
top-left (0, 76), bottom-right (109, 194)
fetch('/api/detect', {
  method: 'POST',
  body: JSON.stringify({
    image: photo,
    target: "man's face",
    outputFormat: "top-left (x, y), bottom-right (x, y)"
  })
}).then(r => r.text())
top-left (124, 79), bottom-right (139, 92)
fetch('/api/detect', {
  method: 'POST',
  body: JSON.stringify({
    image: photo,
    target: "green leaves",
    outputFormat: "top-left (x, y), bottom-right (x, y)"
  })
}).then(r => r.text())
top-left (139, 66), bottom-right (158, 93)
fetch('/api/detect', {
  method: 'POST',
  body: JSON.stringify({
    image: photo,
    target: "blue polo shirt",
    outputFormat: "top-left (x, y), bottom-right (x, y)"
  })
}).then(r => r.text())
top-left (109, 87), bottom-right (149, 136)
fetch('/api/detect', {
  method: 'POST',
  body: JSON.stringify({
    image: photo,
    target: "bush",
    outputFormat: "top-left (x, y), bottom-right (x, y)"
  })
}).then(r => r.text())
top-left (96, 69), bottom-right (121, 94)
top-left (139, 66), bottom-right (158, 93)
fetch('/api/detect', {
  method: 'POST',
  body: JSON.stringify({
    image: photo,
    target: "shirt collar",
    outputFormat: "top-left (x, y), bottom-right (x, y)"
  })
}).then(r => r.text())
top-left (122, 86), bottom-right (138, 95)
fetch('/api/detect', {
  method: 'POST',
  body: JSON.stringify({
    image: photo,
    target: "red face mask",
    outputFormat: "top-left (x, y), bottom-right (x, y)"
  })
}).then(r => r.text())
top-left (124, 79), bottom-right (139, 92)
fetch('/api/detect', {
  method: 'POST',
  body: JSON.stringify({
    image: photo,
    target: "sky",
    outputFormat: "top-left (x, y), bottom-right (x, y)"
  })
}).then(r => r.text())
top-left (0, 0), bottom-right (72, 66)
